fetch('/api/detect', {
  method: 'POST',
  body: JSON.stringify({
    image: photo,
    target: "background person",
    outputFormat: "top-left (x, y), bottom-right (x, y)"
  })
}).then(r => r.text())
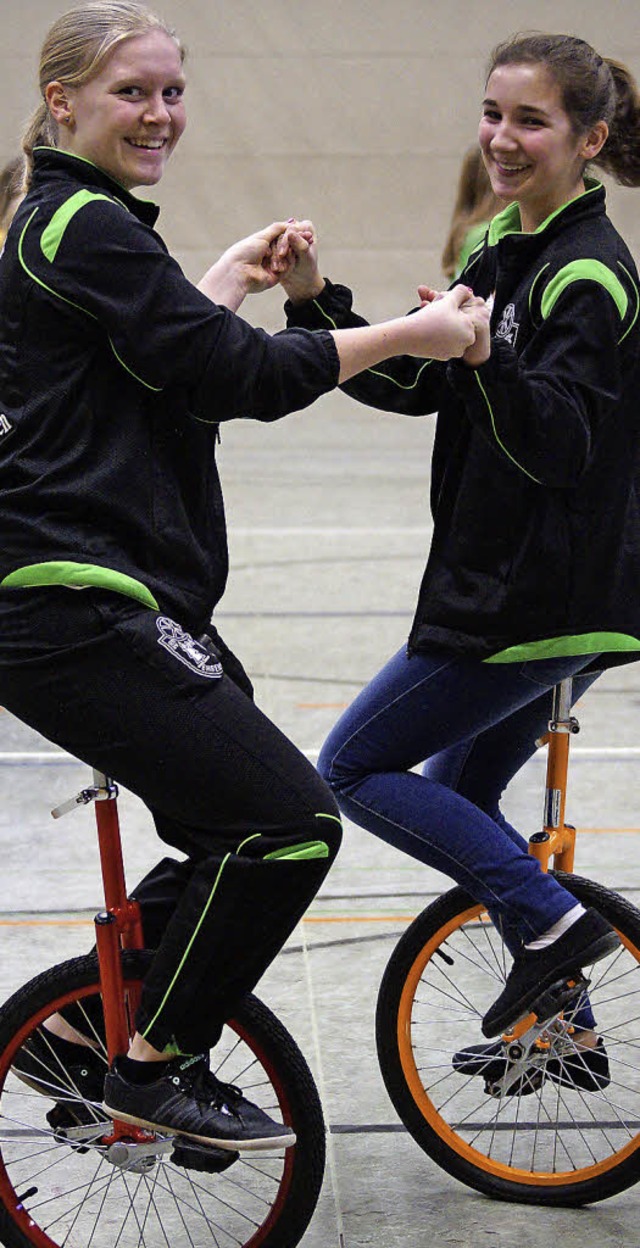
top-left (440, 143), bottom-right (502, 279)
top-left (0, 156), bottom-right (24, 246)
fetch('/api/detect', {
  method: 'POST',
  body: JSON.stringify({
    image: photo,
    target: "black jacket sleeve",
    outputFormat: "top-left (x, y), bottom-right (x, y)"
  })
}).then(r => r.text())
top-left (285, 280), bottom-right (447, 416)
top-left (21, 197), bottom-right (339, 422)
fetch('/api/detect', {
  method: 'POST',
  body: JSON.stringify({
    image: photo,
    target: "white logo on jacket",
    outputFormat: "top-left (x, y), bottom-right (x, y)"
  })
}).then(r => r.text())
top-left (156, 617), bottom-right (223, 678)
top-left (495, 303), bottom-right (519, 346)
top-left (0, 414), bottom-right (13, 439)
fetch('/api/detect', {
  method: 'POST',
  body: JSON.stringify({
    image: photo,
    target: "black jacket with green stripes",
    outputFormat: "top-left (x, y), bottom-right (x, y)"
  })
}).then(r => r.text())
top-left (0, 148), bottom-right (339, 629)
top-left (286, 181), bottom-right (640, 666)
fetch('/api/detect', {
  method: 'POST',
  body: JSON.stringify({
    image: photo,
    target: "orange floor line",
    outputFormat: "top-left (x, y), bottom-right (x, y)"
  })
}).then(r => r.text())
top-left (574, 827), bottom-right (640, 834)
top-left (0, 918), bottom-right (92, 927)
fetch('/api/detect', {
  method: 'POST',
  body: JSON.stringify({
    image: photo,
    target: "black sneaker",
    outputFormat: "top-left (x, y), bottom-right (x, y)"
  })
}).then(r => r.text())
top-left (12, 1028), bottom-right (107, 1125)
top-left (103, 1053), bottom-right (296, 1151)
top-left (545, 1035), bottom-right (610, 1091)
top-left (453, 1034), bottom-right (610, 1094)
top-left (453, 1040), bottom-right (541, 1096)
top-left (482, 909), bottom-right (620, 1038)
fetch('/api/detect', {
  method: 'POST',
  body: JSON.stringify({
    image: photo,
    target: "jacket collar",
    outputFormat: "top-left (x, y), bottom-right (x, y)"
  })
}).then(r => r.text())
top-left (31, 147), bottom-right (160, 228)
top-left (488, 178), bottom-right (605, 248)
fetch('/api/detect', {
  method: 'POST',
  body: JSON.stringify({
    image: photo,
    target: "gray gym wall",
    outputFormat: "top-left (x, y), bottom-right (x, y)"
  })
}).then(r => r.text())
top-left (3, 0), bottom-right (639, 335)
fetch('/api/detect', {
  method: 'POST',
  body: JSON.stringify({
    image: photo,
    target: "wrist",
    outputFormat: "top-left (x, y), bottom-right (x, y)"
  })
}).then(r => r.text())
top-left (198, 259), bottom-right (247, 312)
top-left (462, 347), bottom-right (491, 368)
top-left (283, 275), bottom-right (326, 306)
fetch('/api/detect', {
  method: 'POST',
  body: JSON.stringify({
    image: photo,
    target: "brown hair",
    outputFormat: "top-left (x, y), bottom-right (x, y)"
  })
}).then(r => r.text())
top-left (22, 1), bottom-right (184, 188)
top-left (487, 33), bottom-right (640, 187)
top-left (441, 146), bottom-right (501, 278)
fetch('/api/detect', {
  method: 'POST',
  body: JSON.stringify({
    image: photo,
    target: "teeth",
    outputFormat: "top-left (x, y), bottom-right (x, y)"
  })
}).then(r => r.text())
top-left (129, 139), bottom-right (165, 149)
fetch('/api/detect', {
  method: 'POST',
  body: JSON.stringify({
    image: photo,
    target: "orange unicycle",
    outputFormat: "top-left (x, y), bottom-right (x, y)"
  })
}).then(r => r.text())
top-left (376, 678), bottom-right (640, 1204)
top-left (0, 770), bottom-right (325, 1247)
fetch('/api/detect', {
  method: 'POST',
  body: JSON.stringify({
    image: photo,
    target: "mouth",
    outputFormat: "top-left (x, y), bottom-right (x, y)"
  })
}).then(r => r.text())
top-left (493, 160), bottom-right (530, 177)
top-left (125, 138), bottom-right (168, 151)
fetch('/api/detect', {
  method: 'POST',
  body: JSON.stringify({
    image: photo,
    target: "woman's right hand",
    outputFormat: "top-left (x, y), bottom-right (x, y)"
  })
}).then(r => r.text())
top-left (404, 285), bottom-right (482, 360)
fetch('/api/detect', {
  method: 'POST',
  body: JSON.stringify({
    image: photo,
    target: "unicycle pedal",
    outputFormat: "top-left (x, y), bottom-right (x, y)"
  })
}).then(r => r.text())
top-left (171, 1141), bottom-right (240, 1173)
top-left (531, 973), bottom-right (590, 1024)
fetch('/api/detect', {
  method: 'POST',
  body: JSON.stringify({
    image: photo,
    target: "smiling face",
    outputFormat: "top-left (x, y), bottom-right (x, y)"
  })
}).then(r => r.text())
top-left (46, 29), bottom-right (186, 190)
top-left (479, 62), bottom-right (598, 231)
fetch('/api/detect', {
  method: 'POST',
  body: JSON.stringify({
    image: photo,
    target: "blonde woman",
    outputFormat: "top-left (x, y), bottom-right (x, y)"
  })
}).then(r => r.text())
top-left (0, 1), bottom-right (483, 1147)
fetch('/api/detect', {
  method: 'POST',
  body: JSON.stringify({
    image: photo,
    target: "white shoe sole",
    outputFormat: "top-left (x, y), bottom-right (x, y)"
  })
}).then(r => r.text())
top-left (102, 1102), bottom-right (296, 1151)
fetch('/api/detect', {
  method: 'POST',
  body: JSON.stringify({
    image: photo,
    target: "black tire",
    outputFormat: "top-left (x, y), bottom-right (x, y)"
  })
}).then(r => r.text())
top-left (0, 950), bottom-right (325, 1247)
top-left (376, 873), bottom-right (640, 1205)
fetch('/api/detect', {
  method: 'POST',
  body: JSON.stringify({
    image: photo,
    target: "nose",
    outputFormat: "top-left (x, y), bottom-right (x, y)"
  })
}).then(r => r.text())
top-left (142, 92), bottom-right (171, 126)
top-left (491, 119), bottom-right (518, 152)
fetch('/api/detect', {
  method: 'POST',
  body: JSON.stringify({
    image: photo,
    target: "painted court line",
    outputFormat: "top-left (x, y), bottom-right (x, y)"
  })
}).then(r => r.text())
top-left (231, 527), bottom-right (431, 537)
top-left (2, 746), bottom-right (640, 764)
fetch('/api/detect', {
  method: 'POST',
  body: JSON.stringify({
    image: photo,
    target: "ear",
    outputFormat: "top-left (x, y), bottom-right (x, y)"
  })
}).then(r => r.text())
top-left (44, 80), bottom-right (75, 128)
top-left (580, 119), bottom-right (609, 162)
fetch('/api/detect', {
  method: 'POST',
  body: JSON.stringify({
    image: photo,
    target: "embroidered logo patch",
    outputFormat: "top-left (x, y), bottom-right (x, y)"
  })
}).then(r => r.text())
top-left (156, 617), bottom-right (223, 678)
top-left (495, 303), bottom-right (520, 346)
top-left (0, 413), bottom-right (14, 442)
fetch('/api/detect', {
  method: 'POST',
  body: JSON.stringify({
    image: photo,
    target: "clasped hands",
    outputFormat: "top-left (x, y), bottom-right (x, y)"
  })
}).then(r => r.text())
top-left (200, 219), bottom-right (491, 364)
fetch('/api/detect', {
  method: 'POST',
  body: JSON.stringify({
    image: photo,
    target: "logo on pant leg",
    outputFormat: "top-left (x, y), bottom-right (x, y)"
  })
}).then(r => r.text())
top-left (156, 617), bottom-right (223, 678)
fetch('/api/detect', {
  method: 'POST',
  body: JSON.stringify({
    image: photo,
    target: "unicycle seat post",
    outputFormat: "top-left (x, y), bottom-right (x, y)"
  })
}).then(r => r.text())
top-left (92, 770), bottom-right (144, 949)
top-left (90, 771), bottom-right (144, 1064)
top-left (528, 678), bottom-right (579, 874)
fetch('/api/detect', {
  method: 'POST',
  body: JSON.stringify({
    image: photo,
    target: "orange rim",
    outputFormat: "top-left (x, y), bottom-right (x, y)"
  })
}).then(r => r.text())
top-left (396, 904), bottom-right (640, 1186)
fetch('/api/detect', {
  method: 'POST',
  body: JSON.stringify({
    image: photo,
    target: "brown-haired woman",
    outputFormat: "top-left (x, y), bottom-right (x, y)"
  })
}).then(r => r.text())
top-left (282, 31), bottom-right (640, 1085)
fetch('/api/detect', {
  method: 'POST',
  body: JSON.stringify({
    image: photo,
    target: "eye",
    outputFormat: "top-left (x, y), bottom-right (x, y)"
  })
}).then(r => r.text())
top-left (163, 86), bottom-right (185, 101)
top-left (521, 116), bottom-right (545, 128)
top-left (117, 85), bottom-right (143, 98)
top-left (482, 108), bottom-right (501, 122)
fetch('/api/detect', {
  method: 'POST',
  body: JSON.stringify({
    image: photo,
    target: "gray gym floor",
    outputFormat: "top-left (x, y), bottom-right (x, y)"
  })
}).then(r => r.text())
top-left (1, 394), bottom-right (639, 1246)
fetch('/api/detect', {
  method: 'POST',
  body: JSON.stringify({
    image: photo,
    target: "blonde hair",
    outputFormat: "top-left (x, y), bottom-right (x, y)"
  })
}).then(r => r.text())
top-left (22, 1), bottom-right (184, 188)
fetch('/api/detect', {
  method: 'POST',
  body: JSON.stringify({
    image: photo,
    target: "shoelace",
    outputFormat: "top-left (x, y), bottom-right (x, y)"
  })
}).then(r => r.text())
top-left (178, 1057), bottom-right (244, 1117)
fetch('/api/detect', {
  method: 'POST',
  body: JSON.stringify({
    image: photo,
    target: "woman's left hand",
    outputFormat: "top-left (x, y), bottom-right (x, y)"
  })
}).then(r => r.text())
top-left (198, 222), bottom-right (296, 312)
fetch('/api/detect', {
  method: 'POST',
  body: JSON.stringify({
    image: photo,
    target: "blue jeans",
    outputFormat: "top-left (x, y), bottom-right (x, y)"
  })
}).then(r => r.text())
top-left (318, 644), bottom-right (601, 951)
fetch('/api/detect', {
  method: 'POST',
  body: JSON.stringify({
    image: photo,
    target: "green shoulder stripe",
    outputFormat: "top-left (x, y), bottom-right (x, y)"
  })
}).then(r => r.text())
top-left (19, 207), bottom-right (98, 321)
top-left (40, 190), bottom-right (119, 263)
top-left (20, 204), bottom-right (163, 393)
top-left (0, 561), bottom-right (159, 609)
top-left (541, 260), bottom-right (628, 322)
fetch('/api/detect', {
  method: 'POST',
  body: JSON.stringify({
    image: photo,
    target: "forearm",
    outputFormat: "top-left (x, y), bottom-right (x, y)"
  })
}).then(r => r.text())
top-left (197, 263), bottom-right (246, 314)
top-left (331, 320), bottom-right (421, 383)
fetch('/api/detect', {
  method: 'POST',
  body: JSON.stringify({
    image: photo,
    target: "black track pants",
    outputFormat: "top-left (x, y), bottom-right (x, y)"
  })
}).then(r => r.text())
top-left (0, 588), bottom-right (341, 1052)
